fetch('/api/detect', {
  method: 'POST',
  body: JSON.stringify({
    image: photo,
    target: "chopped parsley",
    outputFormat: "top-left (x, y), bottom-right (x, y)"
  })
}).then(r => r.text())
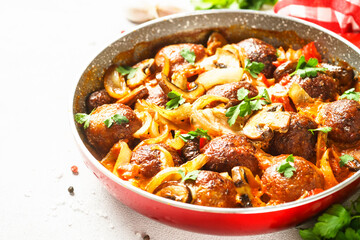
top-left (74, 109), bottom-right (95, 129)
top-left (180, 48), bottom-right (196, 65)
top-left (116, 65), bottom-right (138, 79)
top-left (165, 91), bottom-right (185, 110)
top-left (179, 128), bottom-right (211, 142)
top-left (339, 154), bottom-right (355, 168)
top-left (244, 59), bottom-right (265, 78)
top-left (104, 114), bottom-right (129, 128)
top-left (277, 154), bottom-right (296, 178)
top-left (225, 87), bottom-right (271, 126)
top-left (178, 169), bottom-right (200, 183)
top-left (339, 88), bottom-right (360, 102)
top-left (308, 127), bottom-right (332, 135)
top-left (289, 56), bottom-right (327, 78)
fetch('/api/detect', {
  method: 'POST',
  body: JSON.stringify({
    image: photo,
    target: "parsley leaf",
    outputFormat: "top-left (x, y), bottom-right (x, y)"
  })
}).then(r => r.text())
top-left (178, 169), bottom-right (201, 183)
top-left (165, 91), bottom-right (185, 110)
top-left (277, 154), bottom-right (296, 178)
top-left (180, 48), bottom-right (196, 64)
top-left (104, 114), bottom-right (129, 128)
top-left (299, 229), bottom-right (321, 240)
top-left (312, 204), bottom-right (351, 239)
top-left (308, 127), bottom-right (332, 135)
top-left (74, 109), bottom-right (95, 129)
top-left (244, 59), bottom-right (265, 78)
top-left (179, 128), bottom-right (211, 142)
top-left (339, 88), bottom-right (360, 102)
top-left (340, 154), bottom-right (355, 167)
top-left (289, 56), bottom-right (327, 78)
top-left (116, 65), bottom-right (138, 79)
top-left (225, 88), bottom-right (271, 126)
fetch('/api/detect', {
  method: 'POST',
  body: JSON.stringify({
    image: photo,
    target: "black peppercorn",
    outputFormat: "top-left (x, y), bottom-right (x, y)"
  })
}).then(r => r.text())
top-left (68, 186), bottom-right (74, 195)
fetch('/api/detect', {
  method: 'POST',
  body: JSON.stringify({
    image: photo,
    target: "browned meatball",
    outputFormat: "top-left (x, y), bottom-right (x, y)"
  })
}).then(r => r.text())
top-left (155, 43), bottom-right (206, 76)
top-left (86, 89), bottom-right (116, 113)
top-left (85, 103), bottom-right (141, 155)
top-left (291, 73), bottom-right (338, 101)
top-left (270, 113), bottom-right (317, 162)
top-left (236, 38), bottom-right (277, 78)
top-left (145, 84), bottom-right (168, 107)
top-left (181, 138), bottom-right (200, 162)
top-left (130, 143), bottom-right (183, 178)
top-left (202, 134), bottom-right (260, 175)
top-left (320, 63), bottom-right (355, 91)
top-left (273, 61), bottom-right (297, 83)
top-left (206, 82), bottom-right (258, 106)
top-left (318, 99), bottom-right (360, 143)
top-left (261, 155), bottom-right (324, 202)
top-left (188, 171), bottom-right (237, 208)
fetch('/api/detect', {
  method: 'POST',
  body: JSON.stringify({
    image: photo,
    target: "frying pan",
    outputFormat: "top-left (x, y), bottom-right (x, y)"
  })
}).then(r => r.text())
top-left (71, 10), bottom-right (360, 235)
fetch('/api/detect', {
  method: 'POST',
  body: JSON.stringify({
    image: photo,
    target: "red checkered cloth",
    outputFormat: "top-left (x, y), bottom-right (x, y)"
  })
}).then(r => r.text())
top-left (273, 0), bottom-right (360, 48)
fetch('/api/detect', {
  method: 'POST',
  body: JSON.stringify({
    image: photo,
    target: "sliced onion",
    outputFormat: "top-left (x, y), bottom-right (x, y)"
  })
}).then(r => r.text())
top-left (104, 65), bottom-right (130, 99)
top-left (135, 125), bottom-right (170, 149)
top-left (145, 167), bottom-right (183, 193)
top-left (151, 145), bottom-right (174, 169)
top-left (192, 95), bottom-right (229, 110)
top-left (318, 149), bottom-right (338, 189)
top-left (166, 134), bottom-right (185, 150)
top-left (180, 154), bottom-right (208, 172)
top-left (133, 111), bottom-right (153, 138)
top-left (195, 68), bottom-right (244, 91)
top-left (112, 141), bottom-right (132, 177)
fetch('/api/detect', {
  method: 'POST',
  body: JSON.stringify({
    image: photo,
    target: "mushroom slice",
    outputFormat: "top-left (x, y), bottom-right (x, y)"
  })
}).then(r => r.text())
top-left (104, 65), bottom-right (131, 99)
top-left (195, 68), bottom-right (244, 91)
top-left (154, 181), bottom-right (192, 203)
top-left (127, 59), bottom-right (155, 89)
top-left (243, 104), bottom-right (291, 141)
top-left (206, 32), bottom-right (228, 56)
top-left (116, 85), bottom-right (149, 106)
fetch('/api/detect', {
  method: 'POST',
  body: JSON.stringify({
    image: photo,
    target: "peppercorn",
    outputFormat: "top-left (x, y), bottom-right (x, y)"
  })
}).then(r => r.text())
top-left (143, 235), bottom-right (150, 240)
top-left (71, 165), bottom-right (78, 175)
top-left (68, 186), bottom-right (74, 195)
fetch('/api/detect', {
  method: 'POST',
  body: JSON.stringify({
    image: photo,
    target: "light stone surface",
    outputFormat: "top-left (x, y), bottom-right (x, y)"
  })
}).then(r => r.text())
top-left (0, 0), bottom-right (359, 239)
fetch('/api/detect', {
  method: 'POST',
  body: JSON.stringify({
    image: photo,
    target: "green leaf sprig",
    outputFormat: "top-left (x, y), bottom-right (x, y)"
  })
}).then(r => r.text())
top-left (178, 128), bottom-right (211, 142)
top-left (178, 169), bottom-right (201, 183)
top-left (180, 48), bottom-right (196, 65)
top-left (297, 194), bottom-right (360, 240)
top-left (191, 0), bottom-right (278, 11)
top-left (116, 65), bottom-right (138, 79)
top-left (244, 59), bottom-right (265, 78)
top-left (165, 91), bottom-right (185, 110)
top-left (104, 114), bottom-right (129, 128)
top-left (339, 88), bottom-right (360, 102)
top-left (340, 154), bottom-right (355, 168)
top-left (289, 56), bottom-right (327, 78)
top-left (225, 87), bottom-right (271, 126)
top-left (308, 127), bottom-right (332, 135)
top-left (75, 109), bottom-right (95, 129)
top-left (277, 154), bottom-right (296, 178)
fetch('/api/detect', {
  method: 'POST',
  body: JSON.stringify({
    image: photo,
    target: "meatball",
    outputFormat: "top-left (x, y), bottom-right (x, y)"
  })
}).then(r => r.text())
top-left (291, 73), bottom-right (338, 101)
top-left (86, 89), bottom-right (116, 113)
top-left (273, 61), bottom-right (297, 83)
top-left (145, 83), bottom-right (168, 107)
top-left (236, 38), bottom-right (277, 78)
top-left (85, 103), bottom-right (141, 155)
top-left (202, 134), bottom-right (260, 175)
top-left (130, 143), bottom-right (183, 178)
top-left (320, 63), bottom-right (355, 91)
top-left (188, 171), bottom-right (237, 208)
top-left (206, 82), bottom-right (258, 106)
top-left (155, 43), bottom-right (206, 76)
top-left (181, 138), bottom-right (201, 162)
top-left (318, 99), bottom-right (360, 143)
top-left (270, 113), bottom-right (317, 162)
top-left (261, 155), bottom-right (324, 202)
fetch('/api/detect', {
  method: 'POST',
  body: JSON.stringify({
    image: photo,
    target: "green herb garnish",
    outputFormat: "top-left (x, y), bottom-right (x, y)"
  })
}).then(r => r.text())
top-left (244, 59), bottom-right (265, 78)
top-left (165, 91), bottom-right (185, 110)
top-left (180, 48), bottom-right (196, 65)
top-left (339, 88), bottom-right (360, 102)
top-left (339, 154), bottom-right (355, 167)
top-left (277, 154), bottom-right (296, 178)
top-left (104, 114), bottom-right (129, 128)
top-left (225, 87), bottom-right (271, 126)
top-left (289, 56), bottom-right (327, 78)
top-left (116, 65), bottom-right (138, 79)
top-left (308, 127), bottom-right (332, 135)
top-left (75, 109), bottom-right (95, 129)
top-left (178, 169), bottom-right (201, 183)
top-left (179, 128), bottom-right (211, 142)
top-left (191, 0), bottom-right (278, 10)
